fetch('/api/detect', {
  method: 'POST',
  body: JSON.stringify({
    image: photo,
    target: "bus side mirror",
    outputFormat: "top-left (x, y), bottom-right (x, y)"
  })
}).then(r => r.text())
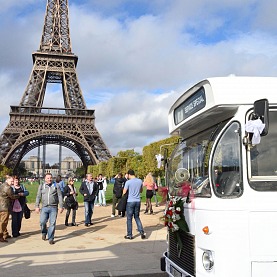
top-left (253, 98), bottom-right (269, 136)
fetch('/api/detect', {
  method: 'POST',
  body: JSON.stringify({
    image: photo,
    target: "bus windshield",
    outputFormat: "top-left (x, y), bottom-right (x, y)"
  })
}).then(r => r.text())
top-left (249, 110), bottom-right (277, 191)
top-left (167, 125), bottom-right (222, 198)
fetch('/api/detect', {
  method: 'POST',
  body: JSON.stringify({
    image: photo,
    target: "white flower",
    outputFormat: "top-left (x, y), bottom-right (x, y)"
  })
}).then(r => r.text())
top-left (172, 223), bottom-right (179, 231)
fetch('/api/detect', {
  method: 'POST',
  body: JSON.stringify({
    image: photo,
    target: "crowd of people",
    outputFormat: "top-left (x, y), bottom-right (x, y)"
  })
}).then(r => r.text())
top-left (0, 170), bottom-right (160, 244)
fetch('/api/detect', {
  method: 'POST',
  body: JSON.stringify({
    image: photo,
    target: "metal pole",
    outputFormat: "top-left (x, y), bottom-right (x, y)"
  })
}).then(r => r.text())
top-left (42, 142), bottom-right (46, 177)
top-left (37, 142), bottom-right (40, 179)
top-left (59, 143), bottom-right (62, 175)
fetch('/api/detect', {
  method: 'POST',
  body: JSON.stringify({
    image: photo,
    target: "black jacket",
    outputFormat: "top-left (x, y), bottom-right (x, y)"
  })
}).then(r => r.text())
top-left (64, 185), bottom-right (78, 204)
top-left (79, 181), bottom-right (98, 202)
top-left (113, 177), bottom-right (126, 198)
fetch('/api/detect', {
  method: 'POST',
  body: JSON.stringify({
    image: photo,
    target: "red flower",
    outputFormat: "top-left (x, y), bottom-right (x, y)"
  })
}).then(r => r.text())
top-left (167, 210), bottom-right (173, 216)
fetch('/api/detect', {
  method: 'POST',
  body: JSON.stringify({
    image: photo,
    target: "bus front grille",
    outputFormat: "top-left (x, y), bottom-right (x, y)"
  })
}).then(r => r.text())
top-left (168, 230), bottom-right (195, 276)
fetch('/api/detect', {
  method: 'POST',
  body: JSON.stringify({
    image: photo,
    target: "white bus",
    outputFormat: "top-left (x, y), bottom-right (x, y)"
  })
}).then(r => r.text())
top-left (160, 76), bottom-right (277, 277)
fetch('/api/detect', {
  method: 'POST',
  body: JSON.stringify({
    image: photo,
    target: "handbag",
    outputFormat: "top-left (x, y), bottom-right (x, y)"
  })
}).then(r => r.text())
top-left (23, 204), bottom-right (31, 219)
top-left (65, 197), bottom-right (77, 209)
top-left (116, 192), bottom-right (128, 212)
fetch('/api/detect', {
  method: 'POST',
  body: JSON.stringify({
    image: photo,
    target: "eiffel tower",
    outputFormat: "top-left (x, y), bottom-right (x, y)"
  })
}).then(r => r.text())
top-left (0, 0), bottom-right (111, 171)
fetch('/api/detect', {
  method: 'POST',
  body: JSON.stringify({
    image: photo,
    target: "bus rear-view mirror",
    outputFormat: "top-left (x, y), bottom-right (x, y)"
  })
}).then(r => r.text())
top-left (253, 98), bottom-right (269, 136)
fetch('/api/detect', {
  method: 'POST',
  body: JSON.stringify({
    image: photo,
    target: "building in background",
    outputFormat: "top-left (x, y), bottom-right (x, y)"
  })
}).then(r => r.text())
top-left (23, 156), bottom-right (82, 177)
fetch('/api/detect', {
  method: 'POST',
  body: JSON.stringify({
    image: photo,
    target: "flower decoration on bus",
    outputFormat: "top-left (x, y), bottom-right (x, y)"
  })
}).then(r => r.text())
top-left (162, 196), bottom-right (189, 254)
top-left (163, 196), bottom-right (189, 232)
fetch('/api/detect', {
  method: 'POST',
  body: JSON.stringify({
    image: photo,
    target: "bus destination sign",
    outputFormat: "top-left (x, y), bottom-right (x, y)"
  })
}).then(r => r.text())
top-left (174, 87), bottom-right (206, 125)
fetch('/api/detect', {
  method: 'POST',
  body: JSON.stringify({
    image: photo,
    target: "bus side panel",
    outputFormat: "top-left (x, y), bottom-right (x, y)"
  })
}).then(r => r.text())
top-left (194, 209), bottom-right (250, 277)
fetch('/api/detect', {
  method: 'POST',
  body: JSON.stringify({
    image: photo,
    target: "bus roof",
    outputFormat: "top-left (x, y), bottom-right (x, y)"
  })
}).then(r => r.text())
top-left (168, 76), bottom-right (277, 137)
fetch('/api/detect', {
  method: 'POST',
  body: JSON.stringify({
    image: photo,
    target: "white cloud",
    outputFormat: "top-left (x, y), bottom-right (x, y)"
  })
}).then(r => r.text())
top-left (1, 0), bottom-right (277, 165)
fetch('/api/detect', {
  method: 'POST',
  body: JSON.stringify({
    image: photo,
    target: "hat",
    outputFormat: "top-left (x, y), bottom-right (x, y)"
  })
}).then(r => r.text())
top-left (127, 169), bottom-right (135, 175)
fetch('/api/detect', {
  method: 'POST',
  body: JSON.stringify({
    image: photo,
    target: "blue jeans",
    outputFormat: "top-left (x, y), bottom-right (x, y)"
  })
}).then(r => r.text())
top-left (40, 206), bottom-right (58, 241)
top-left (126, 201), bottom-right (144, 237)
top-left (84, 201), bottom-right (94, 224)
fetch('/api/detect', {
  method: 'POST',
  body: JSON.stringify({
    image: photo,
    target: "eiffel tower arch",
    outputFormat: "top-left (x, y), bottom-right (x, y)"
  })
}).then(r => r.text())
top-left (0, 0), bottom-right (111, 171)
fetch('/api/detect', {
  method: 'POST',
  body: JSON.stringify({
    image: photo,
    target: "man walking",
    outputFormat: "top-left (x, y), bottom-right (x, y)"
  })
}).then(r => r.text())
top-left (35, 173), bottom-right (64, 245)
top-left (123, 169), bottom-right (146, 240)
top-left (79, 173), bottom-right (98, 226)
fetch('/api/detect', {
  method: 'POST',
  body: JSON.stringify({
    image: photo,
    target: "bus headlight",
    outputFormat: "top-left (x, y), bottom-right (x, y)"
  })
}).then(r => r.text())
top-left (202, 250), bottom-right (214, 271)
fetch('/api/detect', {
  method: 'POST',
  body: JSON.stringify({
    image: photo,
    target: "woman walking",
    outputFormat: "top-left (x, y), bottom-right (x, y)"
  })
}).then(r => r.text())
top-left (143, 173), bottom-right (155, 214)
top-left (11, 176), bottom-right (29, 237)
top-left (64, 177), bottom-right (78, 226)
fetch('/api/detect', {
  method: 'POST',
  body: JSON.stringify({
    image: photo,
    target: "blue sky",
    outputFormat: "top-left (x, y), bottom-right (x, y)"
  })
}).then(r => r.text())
top-left (1, 0), bottom-right (277, 164)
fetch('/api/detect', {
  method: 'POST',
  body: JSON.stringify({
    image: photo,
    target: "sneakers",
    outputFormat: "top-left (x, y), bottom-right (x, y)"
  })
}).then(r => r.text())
top-left (111, 214), bottom-right (115, 218)
top-left (49, 240), bottom-right (55, 245)
top-left (42, 234), bottom-right (46, 241)
top-left (124, 235), bottom-right (133, 240)
top-left (124, 234), bottom-right (145, 239)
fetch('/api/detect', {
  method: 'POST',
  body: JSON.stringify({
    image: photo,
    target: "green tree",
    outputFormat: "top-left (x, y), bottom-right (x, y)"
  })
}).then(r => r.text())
top-left (142, 136), bottom-right (180, 177)
top-left (81, 137), bottom-right (180, 180)
top-left (75, 166), bottom-right (86, 178)
top-left (13, 162), bottom-right (27, 177)
top-left (116, 149), bottom-right (139, 158)
top-left (0, 165), bottom-right (13, 182)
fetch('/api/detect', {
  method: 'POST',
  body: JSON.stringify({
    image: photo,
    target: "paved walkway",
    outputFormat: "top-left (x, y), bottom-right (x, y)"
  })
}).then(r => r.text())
top-left (0, 204), bottom-right (168, 277)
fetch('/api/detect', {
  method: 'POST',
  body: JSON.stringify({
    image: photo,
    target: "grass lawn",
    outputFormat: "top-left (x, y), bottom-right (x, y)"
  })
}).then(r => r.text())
top-left (23, 181), bottom-right (164, 205)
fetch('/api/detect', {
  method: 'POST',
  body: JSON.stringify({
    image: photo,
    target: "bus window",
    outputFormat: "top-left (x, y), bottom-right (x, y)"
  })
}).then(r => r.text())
top-left (212, 122), bottom-right (243, 198)
top-left (249, 110), bottom-right (277, 191)
top-left (167, 127), bottom-right (219, 199)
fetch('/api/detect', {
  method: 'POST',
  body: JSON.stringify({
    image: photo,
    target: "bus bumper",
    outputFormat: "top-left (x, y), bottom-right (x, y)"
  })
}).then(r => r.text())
top-left (161, 251), bottom-right (193, 277)
top-left (160, 254), bottom-right (166, 271)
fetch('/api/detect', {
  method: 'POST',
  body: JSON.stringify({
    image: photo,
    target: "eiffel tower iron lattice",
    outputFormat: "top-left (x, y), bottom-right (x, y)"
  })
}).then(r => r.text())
top-left (0, 0), bottom-right (111, 170)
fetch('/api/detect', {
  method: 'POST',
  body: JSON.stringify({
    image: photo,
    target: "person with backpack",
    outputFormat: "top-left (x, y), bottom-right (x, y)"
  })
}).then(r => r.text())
top-left (11, 176), bottom-right (29, 237)
top-left (35, 173), bottom-right (64, 245)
